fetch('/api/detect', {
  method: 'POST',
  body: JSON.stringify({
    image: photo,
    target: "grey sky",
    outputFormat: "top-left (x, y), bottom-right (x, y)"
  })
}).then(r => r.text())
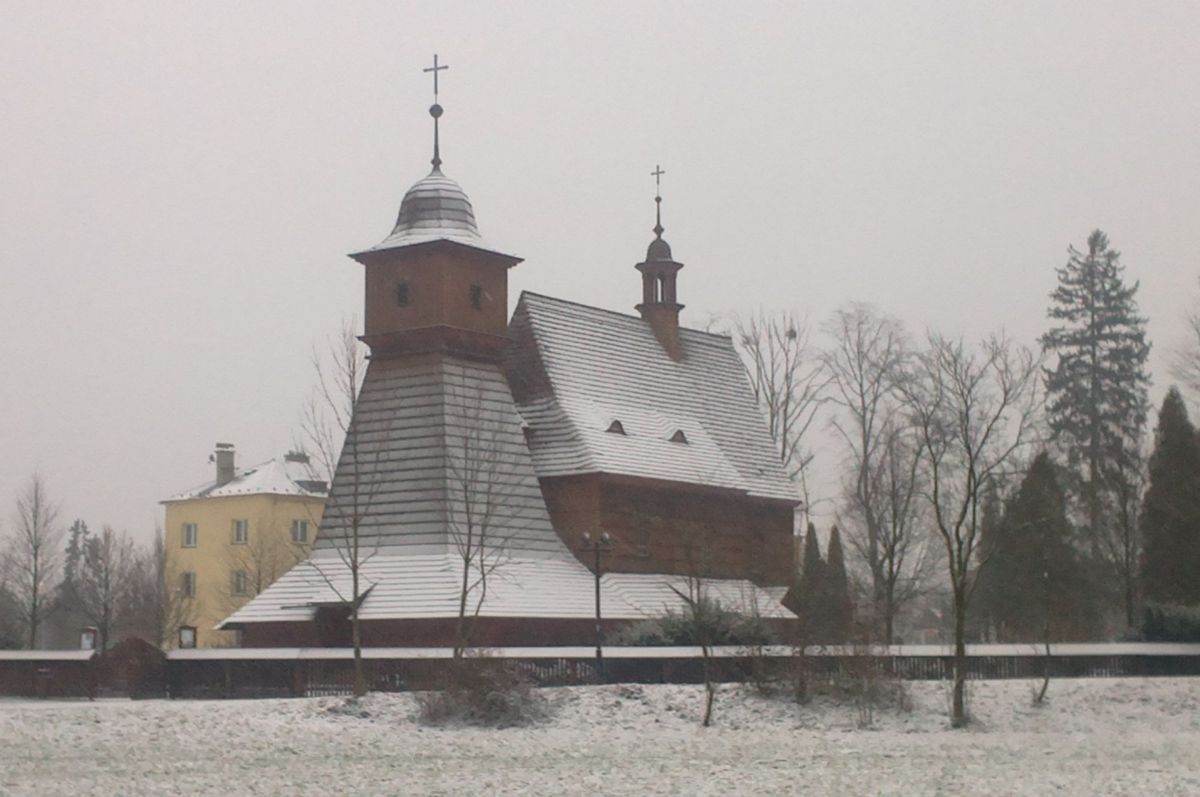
top-left (2, 1), bottom-right (1198, 541)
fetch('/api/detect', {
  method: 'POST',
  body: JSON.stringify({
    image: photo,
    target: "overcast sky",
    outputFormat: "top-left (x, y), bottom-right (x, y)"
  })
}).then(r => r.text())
top-left (3, 1), bottom-right (1198, 542)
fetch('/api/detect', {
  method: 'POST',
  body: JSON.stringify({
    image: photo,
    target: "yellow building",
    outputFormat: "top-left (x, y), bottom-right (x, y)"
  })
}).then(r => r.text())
top-left (161, 443), bottom-right (327, 648)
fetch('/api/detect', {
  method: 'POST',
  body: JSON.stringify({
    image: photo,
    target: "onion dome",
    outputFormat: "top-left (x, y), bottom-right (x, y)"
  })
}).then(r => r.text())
top-left (369, 166), bottom-right (486, 251)
top-left (646, 235), bottom-right (673, 262)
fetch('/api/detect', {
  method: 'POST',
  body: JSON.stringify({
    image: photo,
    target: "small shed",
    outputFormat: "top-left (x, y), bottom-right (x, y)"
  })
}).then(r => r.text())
top-left (0, 650), bottom-right (98, 698)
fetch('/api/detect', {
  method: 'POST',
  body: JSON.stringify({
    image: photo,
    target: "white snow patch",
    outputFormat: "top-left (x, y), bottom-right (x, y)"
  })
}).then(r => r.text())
top-left (2, 678), bottom-right (1198, 795)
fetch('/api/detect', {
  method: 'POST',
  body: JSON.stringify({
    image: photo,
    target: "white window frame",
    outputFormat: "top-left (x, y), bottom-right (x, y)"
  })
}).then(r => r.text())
top-left (291, 519), bottom-right (309, 544)
top-left (181, 571), bottom-right (196, 597)
top-left (182, 523), bottom-right (198, 548)
top-left (232, 569), bottom-right (248, 596)
top-left (232, 518), bottom-right (249, 545)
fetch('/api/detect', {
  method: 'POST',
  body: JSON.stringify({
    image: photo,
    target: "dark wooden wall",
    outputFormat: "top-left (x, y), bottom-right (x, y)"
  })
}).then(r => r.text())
top-left (540, 474), bottom-right (796, 586)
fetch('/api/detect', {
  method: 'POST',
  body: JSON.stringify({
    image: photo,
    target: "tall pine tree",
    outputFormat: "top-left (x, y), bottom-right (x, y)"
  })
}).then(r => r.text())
top-left (1041, 229), bottom-right (1150, 626)
top-left (1140, 388), bottom-right (1200, 607)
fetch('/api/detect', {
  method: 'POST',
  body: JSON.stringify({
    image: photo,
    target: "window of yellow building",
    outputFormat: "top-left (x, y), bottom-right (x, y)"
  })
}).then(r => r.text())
top-left (232, 518), bottom-right (249, 545)
top-left (182, 522), bottom-right (198, 548)
top-left (291, 519), bottom-right (309, 544)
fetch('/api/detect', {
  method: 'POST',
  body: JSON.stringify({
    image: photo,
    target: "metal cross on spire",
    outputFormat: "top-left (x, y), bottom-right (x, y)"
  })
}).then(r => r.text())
top-left (424, 53), bottom-right (449, 100)
top-left (423, 54), bottom-right (449, 170)
top-left (652, 164), bottom-right (666, 238)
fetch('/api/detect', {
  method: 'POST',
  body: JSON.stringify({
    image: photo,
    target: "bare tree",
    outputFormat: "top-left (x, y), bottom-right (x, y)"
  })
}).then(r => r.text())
top-left (71, 525), bottom-right (138, 651)
top-left (1, 475), bottom-right (64, 648)
top-left (125, 529), bottom-right (199, 649)
top-left (301, 319), bottom-right (378, 696)
top-left (823, 303), bottom-right (913, 641)
top-left (446, 384), bottom-right (522, 659)
top-left (844, 420), bottom-right (936, 644)
top-left (1169, 280), bottom-right (1200, 402)
top-left (897, 332), bottom-right (1040, 727)
top-left (219, 515), bottom-right (307, 616)
top-left (734, 312), bottom-right (829, 523)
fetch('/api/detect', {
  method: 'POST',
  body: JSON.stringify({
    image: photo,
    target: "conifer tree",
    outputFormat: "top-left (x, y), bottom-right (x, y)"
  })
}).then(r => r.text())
top-left (972, 482), bottom-right (1004, 640)
top-left (1140, 388), bottom-right (1200, 607)
top-left (825, 526), bottom-right (853, 643)
top-left (788, 523), bottom-right (827, 643)
top-left (978, 453), bottom-right (1101, 641)
top-left (1041, 229), bottom-right (1150, 625)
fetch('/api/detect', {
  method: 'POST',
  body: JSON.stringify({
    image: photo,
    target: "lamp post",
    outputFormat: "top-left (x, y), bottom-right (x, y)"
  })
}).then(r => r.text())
top-left (580, 531), bottom-right (612, 670)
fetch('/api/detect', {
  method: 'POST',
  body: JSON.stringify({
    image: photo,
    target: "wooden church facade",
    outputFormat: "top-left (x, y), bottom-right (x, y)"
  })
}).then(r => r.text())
top-left (223, 75), bottom-right (799, 649)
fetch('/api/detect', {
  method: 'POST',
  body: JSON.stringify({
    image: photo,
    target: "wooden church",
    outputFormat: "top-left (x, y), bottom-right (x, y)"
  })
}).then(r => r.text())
top-left (221, 63), bottom-right (799, 648)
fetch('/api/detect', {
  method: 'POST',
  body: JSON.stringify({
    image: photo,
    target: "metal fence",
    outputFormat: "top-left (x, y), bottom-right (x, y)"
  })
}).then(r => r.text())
top-left (161, 643), bottom-right (1200, 699)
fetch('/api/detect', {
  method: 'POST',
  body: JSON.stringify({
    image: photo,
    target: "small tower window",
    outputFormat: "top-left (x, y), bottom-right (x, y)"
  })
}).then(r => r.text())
top-left (669, 429), bottom-right (689, 444)
top-left (606, 420), bottom-right (626, 435)
top-left (469, 284), bottom-right (483, 310)
top-left (395, 281), bottom-right (410, 307)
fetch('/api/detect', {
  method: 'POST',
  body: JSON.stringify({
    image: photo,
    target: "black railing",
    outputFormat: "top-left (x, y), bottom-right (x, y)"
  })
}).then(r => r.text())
top-left (159, 645), bottom-right (1200, 699)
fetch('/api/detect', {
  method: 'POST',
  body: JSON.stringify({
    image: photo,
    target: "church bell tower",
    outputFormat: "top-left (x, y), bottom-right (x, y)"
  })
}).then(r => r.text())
top-left (349, 54), bottom-right (521, 362)
top-left (635, 165), bottom-right (685, 360)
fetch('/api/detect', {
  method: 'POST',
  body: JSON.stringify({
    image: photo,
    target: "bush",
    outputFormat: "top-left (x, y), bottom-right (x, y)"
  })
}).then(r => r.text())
top-left (611, 599), bottom-right (778, 647)
top-left (1141, 602), bottom-right (1200, 642)
top-left (416, 657), bottom-right (548, 728)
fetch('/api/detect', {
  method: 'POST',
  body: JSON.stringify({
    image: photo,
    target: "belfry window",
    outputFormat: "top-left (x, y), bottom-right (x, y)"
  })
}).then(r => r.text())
top-left (606, 420), bottom-right (626, 435)
top-left (469, 284), bottom-right (483, 310)
top-left (395, 281), bottom-right (410, 307)
top-left (669, 429), bottom-right (689, 444)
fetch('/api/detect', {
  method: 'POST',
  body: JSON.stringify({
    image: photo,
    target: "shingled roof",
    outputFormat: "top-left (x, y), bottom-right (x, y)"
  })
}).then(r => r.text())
top-left (506, 292), bottom-right (801, 503)
top-left (218, 549), bottom-right (794, 628)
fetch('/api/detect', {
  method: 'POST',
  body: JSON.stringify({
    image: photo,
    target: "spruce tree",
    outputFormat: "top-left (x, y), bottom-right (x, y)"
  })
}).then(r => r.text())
top-left (825, 526), bottom-right (854, 643)
top-left (1041, 229), bottom-right (1150, 625)
top-left (786, 523), bottom-right (827, 643)
top-left (1140, 388), bottom-right (1200, 607)
top-left (973, 481), bottom-right (1005, 640)
top-left (981, 453), bottom-right (1101, 641)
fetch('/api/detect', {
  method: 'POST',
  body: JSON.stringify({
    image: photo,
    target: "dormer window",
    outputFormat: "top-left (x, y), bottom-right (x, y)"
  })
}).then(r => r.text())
top-left (395, 281), bottom-right (410, 307)
top-left (606, 420), bottom-right (626, 435)
top-left (669, 429), bottom-right (689, 444)
top-left (469, 284), bottom-right (483, 310)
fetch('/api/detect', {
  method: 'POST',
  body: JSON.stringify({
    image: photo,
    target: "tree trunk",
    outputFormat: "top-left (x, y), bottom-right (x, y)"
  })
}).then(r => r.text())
top-left (351, 607), bottom-right (365, 697)
top-left (951, 591), bottom-right (967, 727)
top-left (701, 646), bottom-right (715, 727)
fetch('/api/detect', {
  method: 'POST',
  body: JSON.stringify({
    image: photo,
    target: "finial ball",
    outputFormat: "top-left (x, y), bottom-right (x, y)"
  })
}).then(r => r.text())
top-left (429, 103), bottom-right (444, 119)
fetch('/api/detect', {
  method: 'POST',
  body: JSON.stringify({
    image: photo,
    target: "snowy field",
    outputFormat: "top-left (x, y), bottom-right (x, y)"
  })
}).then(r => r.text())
top-left (2, 678), bottom-right (1198, 796)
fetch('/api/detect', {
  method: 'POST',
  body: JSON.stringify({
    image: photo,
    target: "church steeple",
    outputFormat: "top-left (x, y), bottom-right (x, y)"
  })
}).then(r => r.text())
top-left (349, 55), bottom-right (522, 362)
top-left (635, 164), bottom-right (685, 359)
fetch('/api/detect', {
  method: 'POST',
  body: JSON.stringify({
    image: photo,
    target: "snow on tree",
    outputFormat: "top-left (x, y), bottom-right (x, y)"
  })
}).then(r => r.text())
top-left (1040, 229), bottom-right (1150, 626)
top-left (1139, 388), bottom-right (1200, 607)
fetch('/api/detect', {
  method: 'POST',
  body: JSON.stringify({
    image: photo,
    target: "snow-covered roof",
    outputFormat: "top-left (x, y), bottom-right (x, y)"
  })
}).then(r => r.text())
top-left (218, 548), bottom-right (794, 629)
top-left (167, 642), bottom-right (1200, 660)
top-left (506, 292), bottom-right (800, 502)
top-left (162, 455), bottom-right (328, 503)
top-left (353, 167), bottom-right (515, 260)
top-left (0, 650), bottom-right (96, 661)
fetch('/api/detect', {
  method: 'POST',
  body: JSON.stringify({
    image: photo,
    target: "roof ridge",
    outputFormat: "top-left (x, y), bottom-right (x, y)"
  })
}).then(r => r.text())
top-left (517, 291), bottom-right (733, 342)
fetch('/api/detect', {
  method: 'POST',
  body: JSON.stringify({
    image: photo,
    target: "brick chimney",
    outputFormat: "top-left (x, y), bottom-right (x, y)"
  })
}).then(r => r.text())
top-left (214, 442), bottom-right (236, 486)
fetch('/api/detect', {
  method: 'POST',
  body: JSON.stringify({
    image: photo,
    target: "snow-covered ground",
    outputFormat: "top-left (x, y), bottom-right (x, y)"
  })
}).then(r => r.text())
top-left (2, 678), bottom-right (1198, 795)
